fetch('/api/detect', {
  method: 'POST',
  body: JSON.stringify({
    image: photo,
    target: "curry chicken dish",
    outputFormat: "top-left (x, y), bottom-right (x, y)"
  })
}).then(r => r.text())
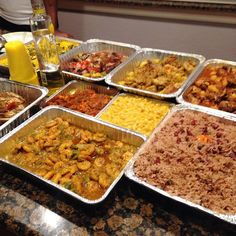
top-left (118, 56), bottom-right (197, 94)
top-left (183, 64), bottom-right (236, 113)
top-left (5, 117), bottom-right (137, 200)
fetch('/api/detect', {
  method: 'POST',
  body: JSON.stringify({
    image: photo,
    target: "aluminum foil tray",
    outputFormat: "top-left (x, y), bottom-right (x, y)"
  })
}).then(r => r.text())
top-left (0, 36), bottom-right (83, 75)
top-left (105, 48), bottom-right (205, 100)
top-left (60, 39), bottom-right (140, 82)
top-left (42, 80), bottom-right (119, 117)
top-left (0, 78), bottom-right (48, 138)
top-left (177, 58), bottom-right (236, 118)
top-left (0, 106), bottom-right (146, 204)
top-left (125, 104), bottom-right (236, 225)
top-left (97, 93), bottom-right (174, 137)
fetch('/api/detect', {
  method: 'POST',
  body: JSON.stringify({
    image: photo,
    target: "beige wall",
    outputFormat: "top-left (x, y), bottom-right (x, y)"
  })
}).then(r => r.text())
top-left (58, 10), bottom-right (236, 61)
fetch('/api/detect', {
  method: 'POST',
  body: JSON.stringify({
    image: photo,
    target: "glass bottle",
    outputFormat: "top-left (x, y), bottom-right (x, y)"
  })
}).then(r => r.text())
top-left (29, 0), bottom-right (65, 95)
top-left (31, 0), bottom-right (46, 16)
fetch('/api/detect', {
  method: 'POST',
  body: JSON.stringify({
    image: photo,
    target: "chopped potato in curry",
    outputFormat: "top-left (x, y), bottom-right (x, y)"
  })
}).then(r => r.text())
top-left (118, 56), bottom-right (197, 94)
top-left (6, 117), bottom-right (137, 200)
top-left (183, 64), bottom-right (236, 113)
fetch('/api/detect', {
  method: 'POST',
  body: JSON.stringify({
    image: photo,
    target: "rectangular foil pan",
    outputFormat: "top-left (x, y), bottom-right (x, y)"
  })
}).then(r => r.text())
top-left (97, 93), bottom-right (175, 137)
top-left (177, 58), bottom-right (236, 118)
top-left (42, 80), bottom-right (119, 117)
top-left (105, 48), bottom-right (205, 100)
top-left (0, 36), bottom-right (83, 75)
top-left (125, 104), bottom-right (236, 225)
top-left (0, 78), bottom-right (48, 138)
top-left (0, 106), bottom-right (146, 204)
top-left (60, 39), bottom-right (140, 82)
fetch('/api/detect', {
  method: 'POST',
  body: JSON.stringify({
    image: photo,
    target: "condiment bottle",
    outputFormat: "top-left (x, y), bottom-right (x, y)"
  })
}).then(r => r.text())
top-left (5, 40), bottom-right (39, 85)
top-left (29, 0), bottom-right (65, 95)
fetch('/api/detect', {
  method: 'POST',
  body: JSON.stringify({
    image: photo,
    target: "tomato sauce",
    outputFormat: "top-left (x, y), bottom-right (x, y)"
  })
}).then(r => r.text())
top-left (46, 88), bottom-right (112, 116)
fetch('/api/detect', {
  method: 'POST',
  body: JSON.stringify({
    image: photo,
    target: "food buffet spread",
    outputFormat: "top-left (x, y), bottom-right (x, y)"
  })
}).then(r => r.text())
top-left (0, 35), bottom-right (236, 236)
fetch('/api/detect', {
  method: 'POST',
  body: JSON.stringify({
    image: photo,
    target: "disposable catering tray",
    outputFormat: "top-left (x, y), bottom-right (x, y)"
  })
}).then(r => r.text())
top-left (42, 80), bottom-right (119, 117)
top-left (105, 48), bottom-right (205, 100)
top-left (177, 59), bottom-right (236, 118)
top-left (0, 106), bottom-right (146, 204)
top-left (0, 78), bottom-right (48, 138)
top-left (125, 104), bottom-right (236, 225)
top-left (97, 93), bottom-right (174, 137)
top-left (0, 36), bottom-right (83, 75)
top-left (60, 39), bottom-right (140, 82)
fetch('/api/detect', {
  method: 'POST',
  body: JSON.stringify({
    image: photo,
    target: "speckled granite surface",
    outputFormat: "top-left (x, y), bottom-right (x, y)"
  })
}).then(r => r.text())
top-left (0, 163), bottom-right (235, 236)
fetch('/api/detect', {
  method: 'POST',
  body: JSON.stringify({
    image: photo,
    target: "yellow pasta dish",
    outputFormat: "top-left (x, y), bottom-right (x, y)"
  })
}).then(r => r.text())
top-left (100, 94), bottom-right (171, 136)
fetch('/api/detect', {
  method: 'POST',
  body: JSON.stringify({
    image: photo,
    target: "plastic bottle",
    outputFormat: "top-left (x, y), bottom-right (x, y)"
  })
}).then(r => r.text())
top-left (29, 0), bottom-right (65, 95)
top-left (5, 40), bottom-right (39, 85)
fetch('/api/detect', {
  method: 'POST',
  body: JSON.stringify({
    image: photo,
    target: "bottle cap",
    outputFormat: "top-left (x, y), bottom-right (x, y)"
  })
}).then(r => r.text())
top-left (5, 40), bottom-right (39, 86)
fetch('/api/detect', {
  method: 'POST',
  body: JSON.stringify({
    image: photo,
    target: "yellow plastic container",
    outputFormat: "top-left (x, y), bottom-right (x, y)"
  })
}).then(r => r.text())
top-left (5, 40), bottom-right (39, 86)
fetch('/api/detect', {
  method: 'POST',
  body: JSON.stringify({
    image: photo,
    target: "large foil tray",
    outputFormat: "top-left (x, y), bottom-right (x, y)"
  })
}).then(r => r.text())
top-left (42, 80), bottom-right (119, 117)
top-left (125, 104), bottom-right (236, 225)
top-left (0, 36), bottom-right (83, 75)
top-left (0, 78), bottom-right (48, 138)
top-left (0, 106), bottom-right (146, 204)
top-left (60, 39), bottom-right (141, 82)
top-left (105, 48), bottom-right (205, 100)
top-left (177, 58), bottom-right (236, 118)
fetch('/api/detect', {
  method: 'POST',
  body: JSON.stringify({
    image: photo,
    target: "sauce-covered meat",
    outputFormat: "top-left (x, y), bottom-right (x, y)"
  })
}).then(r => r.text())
top-left (46, 88), bottom-right (112, 116)
top-left (63, 51), bottom-right (127, 78)
top-left (184, 64), bottom-right (236, 113)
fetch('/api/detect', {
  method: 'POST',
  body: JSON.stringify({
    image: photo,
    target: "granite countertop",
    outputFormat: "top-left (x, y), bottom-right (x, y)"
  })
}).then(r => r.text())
top-left (1, 163), bottom-right (235, 236)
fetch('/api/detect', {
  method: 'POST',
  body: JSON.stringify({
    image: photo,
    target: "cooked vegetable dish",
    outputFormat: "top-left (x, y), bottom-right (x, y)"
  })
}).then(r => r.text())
top-left (6, 117), bottom-right (137, 200)
top-left (118, 56), bottom-right (197, 94)
top-left (46, 88), bottom-right (112, 116)
top-left (183, 64), bottom-right (236, 113)
top-left (63, 51), bottom-right (127, 78)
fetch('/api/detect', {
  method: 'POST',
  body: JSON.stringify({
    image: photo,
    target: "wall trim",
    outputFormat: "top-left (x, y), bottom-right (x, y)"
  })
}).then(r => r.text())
top-left (58, 0), bottom-right (236, 25)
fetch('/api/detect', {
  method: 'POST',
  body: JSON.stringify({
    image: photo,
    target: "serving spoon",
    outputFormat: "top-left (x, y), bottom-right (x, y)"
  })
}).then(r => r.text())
top-left (0, 35), bottom-right (7, 51)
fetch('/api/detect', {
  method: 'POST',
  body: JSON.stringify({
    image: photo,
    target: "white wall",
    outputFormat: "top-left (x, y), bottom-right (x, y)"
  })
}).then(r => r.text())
top-left (58, 11), bottom-right (236, 61)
